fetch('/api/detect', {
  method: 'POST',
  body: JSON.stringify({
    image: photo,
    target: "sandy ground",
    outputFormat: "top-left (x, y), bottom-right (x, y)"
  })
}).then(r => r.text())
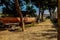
top-left (0, 19), bottom-right (57, 40)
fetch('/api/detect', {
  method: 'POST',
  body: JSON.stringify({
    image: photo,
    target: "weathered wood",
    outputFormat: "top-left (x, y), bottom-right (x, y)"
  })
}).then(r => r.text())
top-left (58, 0), bottom-right (60, 26)
top-left (0, 17), bottom-right (36, 24)
top-left (58, 0), bottom-right (60, 39)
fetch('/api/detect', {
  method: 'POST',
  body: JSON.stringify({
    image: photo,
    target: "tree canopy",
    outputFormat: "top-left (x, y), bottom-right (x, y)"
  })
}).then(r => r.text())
top-left (0, 0), bottom-right (57, 16)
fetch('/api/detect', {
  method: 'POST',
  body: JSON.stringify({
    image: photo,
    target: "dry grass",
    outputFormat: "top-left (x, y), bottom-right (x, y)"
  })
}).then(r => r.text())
top-left (0, 19), bottom-right (57, 40)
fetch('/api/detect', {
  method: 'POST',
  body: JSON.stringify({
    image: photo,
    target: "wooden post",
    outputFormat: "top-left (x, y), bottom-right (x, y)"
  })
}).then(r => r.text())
top-left (58, 0), bottom-right (60, 39)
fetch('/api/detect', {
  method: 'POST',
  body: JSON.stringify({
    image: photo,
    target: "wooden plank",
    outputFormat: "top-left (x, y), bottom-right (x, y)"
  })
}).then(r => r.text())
top-left (58, 0), bottom-right (60, 26)
top-left (58, 19), bottom-right (60, 26)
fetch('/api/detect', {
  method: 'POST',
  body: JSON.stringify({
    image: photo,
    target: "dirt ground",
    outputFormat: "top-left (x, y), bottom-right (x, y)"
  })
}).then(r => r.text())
top-left (0, 19), bottom-right (57, 40)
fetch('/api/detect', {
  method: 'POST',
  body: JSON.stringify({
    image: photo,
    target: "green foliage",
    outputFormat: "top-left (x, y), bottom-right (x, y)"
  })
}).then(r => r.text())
top-left (25, 23), bottom-right (34, 27)
top-left (0, 0), bottom-right (37, 17)
top-left (24, 0), bottom-right (30, 4)
top-left (0, 0), bottom-right (24, 17)
top-left (0, 0), bottom-right (57, 17)
top-left (26, 5), bottom-right (36, 17)
top-left (46, 16), bottom-right (50, 19)
top-left (30, 0), bottom-right (57, 9)
top-left (52, 18), bottom-right (57, 23)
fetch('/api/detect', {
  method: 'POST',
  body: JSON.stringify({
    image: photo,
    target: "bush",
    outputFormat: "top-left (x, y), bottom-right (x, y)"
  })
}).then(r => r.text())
top-left (52, 18), bottom-right (57, 23)
top-left (46, 16), bottom-right (50, 19)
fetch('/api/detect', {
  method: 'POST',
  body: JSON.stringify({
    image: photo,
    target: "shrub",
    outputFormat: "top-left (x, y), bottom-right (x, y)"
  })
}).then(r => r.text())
top-left (52, 18), bottom-right (57, 23)
top-left (46, 16), bottom-right (50, 19)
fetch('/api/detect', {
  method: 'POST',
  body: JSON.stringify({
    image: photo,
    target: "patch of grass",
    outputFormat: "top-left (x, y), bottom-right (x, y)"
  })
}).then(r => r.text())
top-left (46, 16), bottom-right (50, 19)
top-left (25, 23), bottom-right (35, 27)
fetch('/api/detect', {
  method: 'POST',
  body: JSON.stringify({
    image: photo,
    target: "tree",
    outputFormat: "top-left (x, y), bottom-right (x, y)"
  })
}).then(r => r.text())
top-left (24, 0), bottom-right (41, 22)
top-left (0, 0), bottom-right (10, 14)
top-left (14, 0), bottom-right (25, 31)
top-left (31, 0), bottom-right (41, 22)
top-left (26, 5), bottom-right (36, 17)
top-left (0, 0), bottom-right (25, 31)
top-left (1, 0), bottom-right (24, 17)
top-left (31, 0), bottom-right (48, 22)
top-left (24, 0), bottom-right (57, 20)
top-left (48, 0), bottom-right (57, 19)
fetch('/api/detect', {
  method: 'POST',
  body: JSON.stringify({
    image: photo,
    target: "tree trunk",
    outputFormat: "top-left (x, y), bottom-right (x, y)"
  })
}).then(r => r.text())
top-left (49, 9), bottom-right (52, 19)
top-left (49, 9), bottom-right (55, 20)
top-left (37, 2), bottom-right (41, 23)
top-left (37, 7), bottom-right (41, 23)
top-left (14, 0), bottom-right (25, 31)
top-left (39, 7), bottom-right (41, 21)
top-left (4, 1), bottom-right (9, 14)
top-left (52, 9), bottom-right (55, 19)
top-left (41, 9), bottom-right (44, 22)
